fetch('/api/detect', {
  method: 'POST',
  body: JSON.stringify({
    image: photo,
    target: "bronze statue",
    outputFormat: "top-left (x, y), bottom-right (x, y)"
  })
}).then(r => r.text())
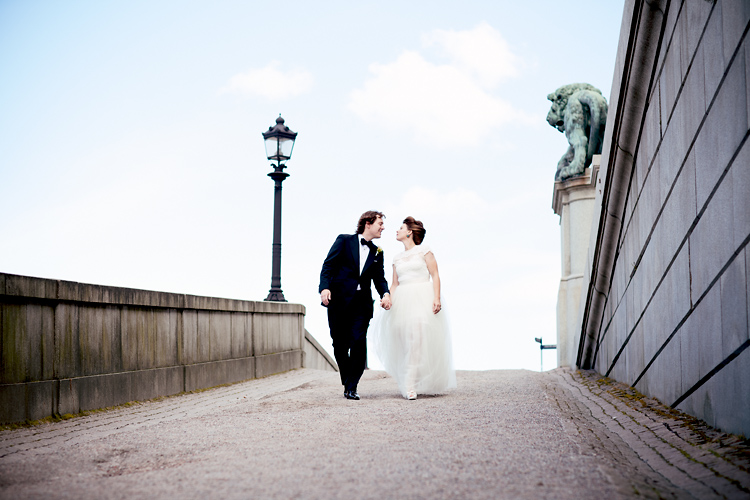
top-left (547, 83), bottom-right (608, 181)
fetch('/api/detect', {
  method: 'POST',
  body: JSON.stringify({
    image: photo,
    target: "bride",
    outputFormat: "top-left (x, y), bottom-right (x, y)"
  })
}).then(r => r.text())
top-left (371, 216), bottom-right (456, 400)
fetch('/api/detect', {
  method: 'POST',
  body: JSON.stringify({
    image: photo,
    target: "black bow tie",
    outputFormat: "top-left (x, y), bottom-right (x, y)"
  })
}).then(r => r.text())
top-left (360, 238), bottom-right (369, 246)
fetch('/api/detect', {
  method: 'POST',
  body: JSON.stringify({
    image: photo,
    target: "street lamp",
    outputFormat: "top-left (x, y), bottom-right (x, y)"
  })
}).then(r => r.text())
top-left (262, 115), bottom-right (297, 302)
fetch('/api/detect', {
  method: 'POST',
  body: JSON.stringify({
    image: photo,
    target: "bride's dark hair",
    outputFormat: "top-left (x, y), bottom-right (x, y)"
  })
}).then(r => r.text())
top-left (403, 216), bottom-right (426, 245)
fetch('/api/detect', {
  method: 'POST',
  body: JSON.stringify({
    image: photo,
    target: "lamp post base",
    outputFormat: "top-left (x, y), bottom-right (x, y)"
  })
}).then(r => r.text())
top-left (265, 290), bottom-right (287, 302)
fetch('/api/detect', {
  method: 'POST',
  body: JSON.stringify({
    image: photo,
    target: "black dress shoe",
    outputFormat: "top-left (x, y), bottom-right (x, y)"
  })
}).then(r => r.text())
top-left (344, 390), bottom-right (360, 400)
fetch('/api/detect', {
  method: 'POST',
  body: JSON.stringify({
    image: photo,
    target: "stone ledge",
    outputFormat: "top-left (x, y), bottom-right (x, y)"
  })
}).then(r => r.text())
top-left (0, 272), bottom-right (305, 314)
top-left (551, 159), bottom-right (599, 216)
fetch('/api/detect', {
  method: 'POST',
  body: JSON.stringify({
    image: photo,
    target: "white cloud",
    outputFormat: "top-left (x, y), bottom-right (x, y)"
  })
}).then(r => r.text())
top-left (349, 24), bottom-right (528, 148)
top-left (221, 61), bottom-right (313, 100)
top-left (384, 185), bottom-right (491, 219)
top-left (421, 21), bottom-right (520, 87)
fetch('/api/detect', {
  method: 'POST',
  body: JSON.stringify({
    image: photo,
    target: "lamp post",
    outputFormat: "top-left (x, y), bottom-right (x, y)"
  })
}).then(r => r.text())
top-left (263, 115), bottom-right (297, 302)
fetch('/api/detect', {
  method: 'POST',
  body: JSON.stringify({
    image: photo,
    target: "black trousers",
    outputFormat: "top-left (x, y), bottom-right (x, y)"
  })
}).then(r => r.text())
top-left (328, 290), bottom-right (371, 392)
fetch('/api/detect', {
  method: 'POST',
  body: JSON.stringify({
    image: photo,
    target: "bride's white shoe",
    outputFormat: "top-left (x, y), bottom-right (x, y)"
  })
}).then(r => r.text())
top-left (407, 391), bottom-right (417, 400)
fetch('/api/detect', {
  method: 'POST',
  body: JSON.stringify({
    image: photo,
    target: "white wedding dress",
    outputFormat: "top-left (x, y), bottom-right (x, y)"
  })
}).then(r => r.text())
top-left (371, 244), bottom-right (456, 398)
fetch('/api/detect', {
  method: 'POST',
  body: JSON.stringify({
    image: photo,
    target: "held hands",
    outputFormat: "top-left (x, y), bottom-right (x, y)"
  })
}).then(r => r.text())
top-left (433, 298), bottom-right (441, 314)
top-left (380, 293), bottom-right (392, 310)
top-left (322, 289), bottom-right (393, 310)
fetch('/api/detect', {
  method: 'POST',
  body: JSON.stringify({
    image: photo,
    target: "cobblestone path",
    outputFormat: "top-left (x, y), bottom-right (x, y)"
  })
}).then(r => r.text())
top-left (0, 368), bottom-right (748, 499)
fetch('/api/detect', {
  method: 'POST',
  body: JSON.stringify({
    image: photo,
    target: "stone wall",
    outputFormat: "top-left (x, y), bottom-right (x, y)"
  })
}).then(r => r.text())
top-left (0, 272), bottom-right (334, 423)
top-left (304, 330), bottom-right (338, 372)
top-left (578, 0), bottom-right (749, 437)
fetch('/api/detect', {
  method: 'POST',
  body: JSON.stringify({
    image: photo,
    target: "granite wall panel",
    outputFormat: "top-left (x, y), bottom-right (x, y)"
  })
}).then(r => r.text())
top-left (584, 0), bottom-right (750, 437)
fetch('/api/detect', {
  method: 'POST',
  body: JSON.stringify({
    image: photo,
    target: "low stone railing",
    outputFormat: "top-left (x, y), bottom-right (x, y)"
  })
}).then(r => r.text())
top-left (0, 272), bottom-right (333, 423)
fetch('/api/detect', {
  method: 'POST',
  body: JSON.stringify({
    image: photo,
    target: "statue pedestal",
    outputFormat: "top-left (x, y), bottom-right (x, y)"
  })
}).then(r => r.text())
top-left (552, 156), bottom-right (599, 367)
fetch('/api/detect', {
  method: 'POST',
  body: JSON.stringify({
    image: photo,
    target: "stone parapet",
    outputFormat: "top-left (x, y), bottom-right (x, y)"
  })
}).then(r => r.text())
top-left (303, 330), bottom-right (338, 372)
top-left (0, 272), bottom-right (319, 423)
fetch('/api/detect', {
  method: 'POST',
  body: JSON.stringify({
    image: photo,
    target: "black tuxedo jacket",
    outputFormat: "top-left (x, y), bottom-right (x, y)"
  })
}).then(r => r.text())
top-left (319, 233), bottom-right (389, 318)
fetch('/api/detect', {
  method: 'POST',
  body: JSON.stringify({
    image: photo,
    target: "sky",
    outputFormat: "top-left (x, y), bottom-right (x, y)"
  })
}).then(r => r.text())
top-left (0, 0), bottom-right (626, 372)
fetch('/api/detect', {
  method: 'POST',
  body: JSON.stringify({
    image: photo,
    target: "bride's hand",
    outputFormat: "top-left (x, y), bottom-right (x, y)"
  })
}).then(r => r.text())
top-left (381, 294), bottom-right (392, 310)
top-left (433, 299), bottom-right (441, 314)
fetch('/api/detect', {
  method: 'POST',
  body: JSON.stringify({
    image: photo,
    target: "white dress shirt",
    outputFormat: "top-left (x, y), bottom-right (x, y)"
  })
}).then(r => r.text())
top-left (359, 237), bottom-right (371, 275)
top-left (357, 237), bottom-right (372, 290)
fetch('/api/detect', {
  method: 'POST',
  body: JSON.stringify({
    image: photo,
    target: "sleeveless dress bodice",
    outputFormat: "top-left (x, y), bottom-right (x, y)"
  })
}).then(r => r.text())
top-left (393, 245), bottom-right (431, 285)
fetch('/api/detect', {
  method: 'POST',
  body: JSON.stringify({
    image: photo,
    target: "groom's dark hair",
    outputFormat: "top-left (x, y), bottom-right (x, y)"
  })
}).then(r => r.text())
top-left (357, 211), bottom-right (385, 234)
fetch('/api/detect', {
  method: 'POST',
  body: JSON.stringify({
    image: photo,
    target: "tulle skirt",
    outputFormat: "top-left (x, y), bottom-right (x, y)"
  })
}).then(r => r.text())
top-left (370, 281), bottom-right (456, 398)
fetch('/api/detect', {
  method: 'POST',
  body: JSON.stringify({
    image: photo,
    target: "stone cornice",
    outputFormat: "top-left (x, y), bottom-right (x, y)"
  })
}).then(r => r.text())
top-left (577, 0), bottom-right (668, 369)
top-left (552, 161), bottom-right (600, 216)
top-left (0, 272), bottom-right (306, 315)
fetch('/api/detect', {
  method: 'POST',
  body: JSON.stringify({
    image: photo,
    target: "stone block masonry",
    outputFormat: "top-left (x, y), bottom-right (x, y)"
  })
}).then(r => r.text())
top-left (576, 0), bottom-right (750, 438)
top-left (0, 272), bottom-right (318, 423)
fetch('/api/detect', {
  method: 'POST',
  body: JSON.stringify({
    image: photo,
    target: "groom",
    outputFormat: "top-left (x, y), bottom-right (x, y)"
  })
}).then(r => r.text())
top-left (319, 210), bottom-right (391, 400)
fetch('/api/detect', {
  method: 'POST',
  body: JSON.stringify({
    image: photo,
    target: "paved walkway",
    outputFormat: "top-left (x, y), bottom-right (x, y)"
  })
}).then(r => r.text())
top-left (0, 368), bottom-right (748, 499)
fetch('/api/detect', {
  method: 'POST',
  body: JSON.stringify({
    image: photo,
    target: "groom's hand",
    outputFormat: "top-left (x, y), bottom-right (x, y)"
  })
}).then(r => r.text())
top-left (380, 293), bottom-right (391, 310)
top-left (320, 289), bottom-right (331, 306)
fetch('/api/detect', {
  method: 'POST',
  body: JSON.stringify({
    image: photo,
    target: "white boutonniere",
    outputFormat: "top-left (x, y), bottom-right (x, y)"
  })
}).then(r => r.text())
top-left (376, 247), bottom-right (383, 256)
